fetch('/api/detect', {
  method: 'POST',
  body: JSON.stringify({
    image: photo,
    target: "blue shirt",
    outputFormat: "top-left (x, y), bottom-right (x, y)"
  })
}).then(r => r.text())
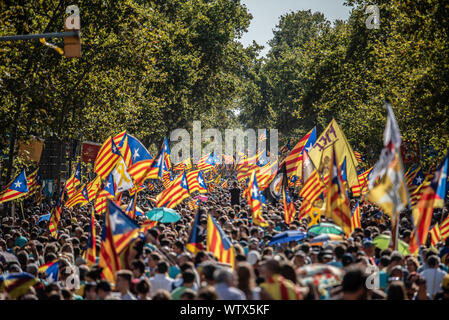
top-left (215, 283), bottom-right (246, 300)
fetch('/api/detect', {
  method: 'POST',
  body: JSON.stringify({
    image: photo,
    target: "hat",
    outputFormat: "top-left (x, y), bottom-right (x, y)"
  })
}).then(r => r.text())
top-left (247, 250), bottom-right (261, 265)
top-left (363, 240), bottom-right (374, 249)
top-left (342, 253), bottom-right (354, 266)
top-left (14, 236), bottom-right (28, 248)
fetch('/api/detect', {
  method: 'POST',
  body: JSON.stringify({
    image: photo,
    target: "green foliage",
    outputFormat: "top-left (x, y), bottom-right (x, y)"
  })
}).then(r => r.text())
top-left (239, 1), bottom-right (449, 168)
top-left (0, 0), bottom-right (252, 178)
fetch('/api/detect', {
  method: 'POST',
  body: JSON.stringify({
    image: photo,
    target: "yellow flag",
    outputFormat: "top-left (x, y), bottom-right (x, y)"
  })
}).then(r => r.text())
top-left (308, 119), bottom-right (359, 188)
top-left (367, 152), bottom-right (409, 220)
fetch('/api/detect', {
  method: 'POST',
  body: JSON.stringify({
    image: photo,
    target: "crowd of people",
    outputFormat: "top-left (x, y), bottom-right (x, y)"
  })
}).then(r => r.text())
top-left (1, 175), bottom-right (449, 301)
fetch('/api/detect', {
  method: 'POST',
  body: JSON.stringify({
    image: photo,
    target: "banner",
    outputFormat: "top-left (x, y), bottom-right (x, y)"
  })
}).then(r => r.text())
top-left (308, 119), bottom-right (359, 188)
top-left (81, 141), bottom-right (101, 163)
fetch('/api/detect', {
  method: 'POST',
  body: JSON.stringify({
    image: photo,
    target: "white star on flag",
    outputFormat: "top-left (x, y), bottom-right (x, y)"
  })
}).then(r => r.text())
top-left (133, 148), bottom-right (140, 161)
top-left (14, 181), bottom-right (22, 188)
top-left (109, 210), bottom-right (125, 231)
top-left (252, 184), bottom-right (259, 198)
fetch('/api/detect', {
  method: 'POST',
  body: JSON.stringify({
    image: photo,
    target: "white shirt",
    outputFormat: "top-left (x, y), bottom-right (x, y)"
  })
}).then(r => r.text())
top-left (420, 268), bottom-right (447, 298)
top-left (150, 273), bottom-right (174, 293)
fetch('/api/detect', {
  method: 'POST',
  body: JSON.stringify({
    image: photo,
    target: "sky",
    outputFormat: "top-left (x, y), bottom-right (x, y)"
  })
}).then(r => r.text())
top-left (239, 0), bottom-right (352, 56)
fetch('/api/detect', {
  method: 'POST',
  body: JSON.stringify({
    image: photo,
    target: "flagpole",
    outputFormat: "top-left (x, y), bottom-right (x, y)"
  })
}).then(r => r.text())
top-left (20, 201), bottom-right (25, 220)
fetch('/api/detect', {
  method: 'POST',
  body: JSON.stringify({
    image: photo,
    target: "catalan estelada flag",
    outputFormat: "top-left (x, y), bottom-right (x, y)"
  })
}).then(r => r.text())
top-left (124, 192), bottom-right (138, 220)
top-left (207, 214), bottom-right (235, 268)
top-left (156, 171), bottom-right (190, 208)
top-left (187, 199), bottom-right (200, 211)
top-left (283, 127), bottom-right (316, 178)
top-left (351, 167), bottom-right (373, 197)
top-left (256, 161), bottom-right (279, 192)
top-left (94, 134), bottom-right (124, 180)
top-left (197, 152), bottom-right (216, 171)
top-left (162, 136), bottom-right (171, 170)
top-left (26, 168), bottom-right (41, 197)
top-left (354, 151), bottom-right (364, 163)
top-left (409, 150), bottom-right (449, 254)
top-left (49, 189), bottom-right (64, 239)
top-left (186, 209), bottom-right (205, 254)
top-left (247, 171), bottom-right (269, 227)
top-left (186, 170), bottom-right (206, 193)
top-left (38, 260), bottom-right (59, 283)
top-left (0, 272), bottom-right (38, 299)
top-left (99, 200), bottom-right (140, 283)
top-left (0, 170), bottom-right (28, 204)
top-left (282, 186), bottom-right (296, 224)
top-left (325, 147), bottom-right (352, 236)
top-left (65, 184), bottom-right (89, 208)
top-left (429, 223), bottom-right (441, 247)
top-left (405, 165), bottom-right (421, 186)
top-left (162, 170), bottom-right (174, 189)
top-left (173, 158), bottom-right (192, 171)
top-left (65, 162), bottom-right (81, 198)
top-left (350, 201), bottom-right (361, 233)
top-left (299, 170), bottom-right (325, 221)
top-left (85, 208), bottom-right (97, 266)
top-left (120, 133), bottom-right (152, 168)
top-left (146, 148), bottom-right (168, 180)
top-left (440, 216), bottom-right (449, 241)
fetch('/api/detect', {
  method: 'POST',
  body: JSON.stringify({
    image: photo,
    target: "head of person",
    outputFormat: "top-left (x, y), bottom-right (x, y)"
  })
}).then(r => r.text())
top-left (181, 270), bottom-right (196, 288)
top-left (390, 251), bottom-right (404, 267)
top-left (130, 259), bottom-right (146, 278)
top-left (341, 266), bottom-right (368, 300)
top-left (196, 286), bottom-right (219, 300)
top-left (116, 270), bottom-right (133, 293)
top-left (427, 255), bottom-right (440, 269)
top-left (96, 280), bottom-right (112, 300)
top-left (293, 251), bottom-right (306, 268)
top-left (152, 289), bottom-right (172, 300)
top-left (136, 278), bottom-right (151, 299)
top-left (156, 261), bottom-right (169, 275)
top-left (180, 289), bottom-right (196, 300)
top-left (214, 267), bottom-right (237, 287)
top-left (84, 282), bottom-right (98, 300)
top-left (200, 262), bottom-right (218, 285)
top-left (362, 240), bottom-right (375, 257)
top-left (387, 281), bottom-right (408, 300)
top-left (406, 256), bottom-right (419, 273)
top-left (390, 265), bottom-right (404, 280)
top-left (259, 259), bottom-right (281, 280)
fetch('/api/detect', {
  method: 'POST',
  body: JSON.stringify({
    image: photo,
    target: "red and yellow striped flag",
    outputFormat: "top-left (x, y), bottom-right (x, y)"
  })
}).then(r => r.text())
top-left (350, 201), bottom-right (361, 233)
top-left (94, 132), bottom-right (125, 180)
top-left (0, 170), bottom-right (29, 204)
top-left (351, 167), bottom-right (373, 197)
top-left (325, 148), bottom-right (352, 236)
top-left (429, 223), bottom-right (441, 247)
top-left (49, 190), bottom-right (64, 239)
top-left (440, 216), bottom-right (449, 241)
top-left (85, 208), bottom-right (96, 265)
top-left (247, 171), bottom-right (268, 227)
top-left (207, 214), bottom-right (235, 268)
top-left (156, 171), bottom-right (190, 208)
top-left (283, 128), bottom-right (314, 178)
top-left (298, 169), bottom-right (324, 221)
top-left (282, 186), bottom-right (296, 224)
